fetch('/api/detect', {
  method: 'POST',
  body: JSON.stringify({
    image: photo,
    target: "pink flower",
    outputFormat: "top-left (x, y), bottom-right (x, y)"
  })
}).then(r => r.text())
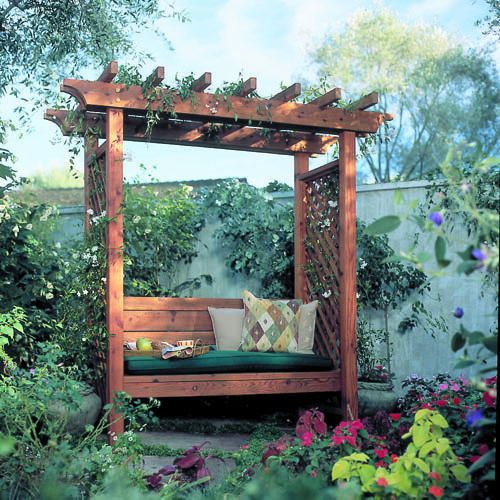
top-left (389, 413), bottom-right (401, 421)
top-left (241, 444), bottom-right (249, 450)
top-left (350, 419), bottom-right (364, 431)
top-left (374, 448), bottom-right (388, 459)
top-left (479, 444), bottom-right (489, 455)
top-left (483, 390), bottom-right (496, 408)
top-left (452, 397), bottom-right (461, 405)
top-left (331, 435), bottom-right (344, 446)
top-left (429, 485), bottom-right (444, 498)
top-left (450, 383), bottom-right (460, 391)
top-left (438, 383), bottom-right (448, 391)
top-left (375, 461), bottom-right (387, 468)
top-left (310, 470), bottom-right (317, 477)
top-left (435, 400), bottom-right (447, 407)
top-left (376, 477), bottom-right (388, 486)
top-left (429, 472), bottom-right (441, 481)
top-left (390, 454), bottom-right (398, 463)
top-left (345, 435), bottom-right (356, 446)
top-left (301, 431), bottom-right (314, 447)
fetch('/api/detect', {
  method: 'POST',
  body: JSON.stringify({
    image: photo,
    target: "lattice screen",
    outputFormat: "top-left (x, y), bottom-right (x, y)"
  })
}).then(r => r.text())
top-left (304, 170), bottom-right (341, 369)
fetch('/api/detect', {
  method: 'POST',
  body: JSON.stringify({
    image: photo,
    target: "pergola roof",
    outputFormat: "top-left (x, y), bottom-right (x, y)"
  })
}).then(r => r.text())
top-left (45, 61), bottom-right (391, 156)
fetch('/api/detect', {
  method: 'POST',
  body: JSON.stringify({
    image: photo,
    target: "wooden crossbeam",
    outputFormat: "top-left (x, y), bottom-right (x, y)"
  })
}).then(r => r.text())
top-left (271, 83), bottom-right (301, 102)
top-left (298, 159), bottom-right (339, 183)
top-left (44, 109), bottom-right (338, 155)
top-left (191, 72), bottom-right (212, 92)
top-left (309, 88), bottom-right (342, 108)
top-left (349, 91), bottom-right (378, 110)
top-left (148, 66), bottom-right (165, 86)
top-left (60, 79), bottom-right (385, 134)
top-left (98, 61), bottom-right (118, 83)
top-left (238, 77), bottom-right (257, 97)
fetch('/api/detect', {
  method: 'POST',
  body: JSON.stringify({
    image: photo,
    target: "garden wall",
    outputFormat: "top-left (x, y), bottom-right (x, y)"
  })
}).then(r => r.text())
top-left (52, 181), bottom-right (497, 393)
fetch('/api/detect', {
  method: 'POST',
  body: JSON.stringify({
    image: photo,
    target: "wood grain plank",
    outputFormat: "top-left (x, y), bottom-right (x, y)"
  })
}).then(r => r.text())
top-left (124, 310), bottom-right (213, 332)
top-left (106, 107), bottom-right (125, 437)
top-left (124, 296), bottom-right (243, 311)
top-left (98, 61), bottom-right (118, 83)
top-left (294, 153), bottom-right (308, 303)
top-left (123, 370), bottom-right (341, 397)
top-left (339, 130), bottom-right (358, 420)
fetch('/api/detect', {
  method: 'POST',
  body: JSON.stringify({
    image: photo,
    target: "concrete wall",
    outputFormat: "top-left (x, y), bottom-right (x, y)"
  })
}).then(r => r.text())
top-left (52, 181), bottom-right (497, 392)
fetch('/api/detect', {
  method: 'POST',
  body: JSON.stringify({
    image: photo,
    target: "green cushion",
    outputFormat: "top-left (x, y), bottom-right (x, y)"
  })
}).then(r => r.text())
top-left (124, 350), bottom-right (333, 375)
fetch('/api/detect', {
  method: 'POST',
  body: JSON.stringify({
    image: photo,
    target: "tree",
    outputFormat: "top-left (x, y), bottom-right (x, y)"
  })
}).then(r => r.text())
top-left (0, 0), bottom-right (187, 196)
top-left (309, 9), bottom-right (500, 182)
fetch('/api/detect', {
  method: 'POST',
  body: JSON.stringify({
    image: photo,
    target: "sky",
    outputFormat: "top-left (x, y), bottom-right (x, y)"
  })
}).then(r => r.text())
top-left (3, 0), bottom-right (496, 188)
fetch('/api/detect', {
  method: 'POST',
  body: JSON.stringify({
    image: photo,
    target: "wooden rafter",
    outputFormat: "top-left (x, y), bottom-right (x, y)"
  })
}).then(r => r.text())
top-left (238, 77), bottom-right (257, 97)
top-left (271, 83), bottom-right (302, 102)
top-left (45, 109), bottom-right (338, 155)
top-left (191, 72), bottom-right (212, 92)
top-left (60, 79), bottom-right (387, 134)
top-left (309, 88), bottom-right (342, 108)
top-left (148, 66), bottom-right (165, 86)
top-left (349, 91), bottom-right (378, 110)
top-left (98, 61), bottom-right (118, 83)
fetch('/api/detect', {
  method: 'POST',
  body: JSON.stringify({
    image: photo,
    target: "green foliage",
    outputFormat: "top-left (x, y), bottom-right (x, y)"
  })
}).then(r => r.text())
top-left (203, 180), bottom-right (294, 298)
top-left (0, 307), bottom-right (25, 370)
top-left (332, 410), bottom-right (470, 497)
top-left (123, 180), bottom-right (208, 297)
top-left (0, 199), bottom-right (65, 364)
top-left (310, 9), bottom-right (500, 182)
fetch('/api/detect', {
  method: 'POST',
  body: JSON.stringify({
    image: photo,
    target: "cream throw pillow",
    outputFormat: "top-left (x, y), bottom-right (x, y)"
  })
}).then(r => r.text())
top-left (208, 307), bottom-right (245, 351)
top-left (297, 301), bottom-right (318, 354)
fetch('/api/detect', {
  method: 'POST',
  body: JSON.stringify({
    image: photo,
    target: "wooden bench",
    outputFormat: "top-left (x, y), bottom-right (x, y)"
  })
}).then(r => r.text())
top-left (122, 296), bottom-right (341, 399)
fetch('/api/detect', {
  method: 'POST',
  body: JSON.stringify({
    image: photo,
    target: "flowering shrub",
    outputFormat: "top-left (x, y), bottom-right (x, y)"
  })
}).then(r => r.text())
top-left (332, 410), bottom-right (470, 498)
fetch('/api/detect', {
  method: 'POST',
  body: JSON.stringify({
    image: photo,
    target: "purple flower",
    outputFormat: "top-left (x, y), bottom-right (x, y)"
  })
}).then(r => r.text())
top-left (466, 409), bottom-right (483, 428)
top-left (29, 368), bottom-right (35, 375)
top-left (453, 307), bottom-right (464, 318)
top-left (471, 248), bottom-right (487, 262)
top-left (429, 212), bottom-right (443, 226)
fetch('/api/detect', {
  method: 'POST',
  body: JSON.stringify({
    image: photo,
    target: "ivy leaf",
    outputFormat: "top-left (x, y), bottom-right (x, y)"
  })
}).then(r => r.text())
top-left (364, 216), bottom-right (401, 235)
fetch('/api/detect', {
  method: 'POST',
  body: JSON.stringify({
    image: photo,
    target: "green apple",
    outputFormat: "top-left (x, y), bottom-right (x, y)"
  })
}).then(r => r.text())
top-left (136, 338), bottom-right (153, 351)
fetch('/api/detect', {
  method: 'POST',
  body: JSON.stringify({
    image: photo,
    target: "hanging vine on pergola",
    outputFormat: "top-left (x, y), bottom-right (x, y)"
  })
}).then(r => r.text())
top-left (46, 61), bottom-right (392, 439)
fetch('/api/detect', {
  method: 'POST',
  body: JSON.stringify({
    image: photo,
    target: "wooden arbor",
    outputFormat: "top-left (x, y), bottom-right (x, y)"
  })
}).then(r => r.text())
top-left (46, 62), bottom-right (390, 436)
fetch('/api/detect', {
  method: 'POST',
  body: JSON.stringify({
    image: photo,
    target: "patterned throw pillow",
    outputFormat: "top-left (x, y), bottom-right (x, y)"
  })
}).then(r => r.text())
top-left (240, 290), bottom-right (302, 352)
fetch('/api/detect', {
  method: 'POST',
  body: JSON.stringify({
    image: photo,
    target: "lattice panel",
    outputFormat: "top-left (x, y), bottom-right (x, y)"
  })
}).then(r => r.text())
top-left (304, 170), bottom-right (341, 369)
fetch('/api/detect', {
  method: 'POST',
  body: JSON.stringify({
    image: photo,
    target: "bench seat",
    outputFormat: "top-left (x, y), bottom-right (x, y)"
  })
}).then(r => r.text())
top-left (124, 350), bottom-right (333, 376)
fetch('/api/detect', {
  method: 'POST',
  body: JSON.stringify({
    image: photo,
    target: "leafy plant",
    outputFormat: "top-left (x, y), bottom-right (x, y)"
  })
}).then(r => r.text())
top-left (332, 409), bottom-right (471, 497)
top-left (0, 307), bottom-right (25, 370)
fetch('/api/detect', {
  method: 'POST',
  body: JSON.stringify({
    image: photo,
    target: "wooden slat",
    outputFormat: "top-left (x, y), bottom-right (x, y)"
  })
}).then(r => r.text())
top-left (124, 296), bottom-right (243, 311)
top-left (298, 159), bottom-right (339, 182)
top-left (338, 131), bottom-right (358, 420)
top-left (84, 141), bottom-right (107, 168)
top-left (294, 153), bottom-right (308, 303)
top-left (149, 66), bottom-right (165, 86)
top-left (271, 83), bottom-right (301, 102)
top-left (106, 107), bottom-right (125, 438)
top-left (238, 77), bottom-right (257, 97)
top-left (123, 370), bottom-right (341, 398)
top-left (349, 91), bottom-right (378, 111)
top-left (98, 61), bottom-right (118, 83)
top-left (45, 109), bottom-right (337, 156)
top-left (191, 72), bottom-right (212, 92)
top-left (60, 79), bottom-right (386, 134)
top-left (309, 88), bottom-right (342, 108)
top-left (124, 331), bottom-right (215, 344)
top-left (124, 310), bottom-right (213, 332)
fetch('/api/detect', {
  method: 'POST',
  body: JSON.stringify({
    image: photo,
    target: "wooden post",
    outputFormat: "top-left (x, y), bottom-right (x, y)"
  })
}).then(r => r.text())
top-left (338, 131), bottom-right (358, 420)
top-left (83, 133), bottom-right (98, 233)
top-left (105, 108), bottom-right (125, 440)
top-left (294, 153), bottom-right (309, 302)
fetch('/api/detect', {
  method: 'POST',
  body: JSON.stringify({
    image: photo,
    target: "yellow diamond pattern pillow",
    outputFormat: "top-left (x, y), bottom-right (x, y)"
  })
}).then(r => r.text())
top-left (240, 290), bottom-right (302, 352)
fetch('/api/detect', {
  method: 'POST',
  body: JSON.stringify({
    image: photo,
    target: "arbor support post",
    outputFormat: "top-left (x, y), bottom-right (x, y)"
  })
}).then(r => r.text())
top-left (83, 133), bottom-right (98, 232)
top-left (338, 131), bottom-right (358, 420)
top-left (294, 153), bottom-right (309, 302)
top-left (105, 108), bottom-right (125, 440)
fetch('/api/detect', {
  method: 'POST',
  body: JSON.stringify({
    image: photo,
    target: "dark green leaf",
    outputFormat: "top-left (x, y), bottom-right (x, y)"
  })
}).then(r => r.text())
top-left (364, 216), bottom-right (401, 235)
top-left (435, 236), bottom-right (446, 262)
top-left (451, 332), bottom-right (466, 352)
top-left (481, 336), bottom-right (497, 353)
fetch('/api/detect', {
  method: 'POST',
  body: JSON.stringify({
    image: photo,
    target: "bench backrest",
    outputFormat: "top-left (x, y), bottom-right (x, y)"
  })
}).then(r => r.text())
top-left (123, 296), bottom-right (243, 345)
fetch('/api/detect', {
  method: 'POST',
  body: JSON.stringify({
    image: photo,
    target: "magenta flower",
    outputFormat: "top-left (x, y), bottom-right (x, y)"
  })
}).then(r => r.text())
top-left (301, 431), bottom-right (314, 447)
top-left (429, 212), bottom-right (443, 226)
top-left (453, 307), bottom-right (464, 318)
